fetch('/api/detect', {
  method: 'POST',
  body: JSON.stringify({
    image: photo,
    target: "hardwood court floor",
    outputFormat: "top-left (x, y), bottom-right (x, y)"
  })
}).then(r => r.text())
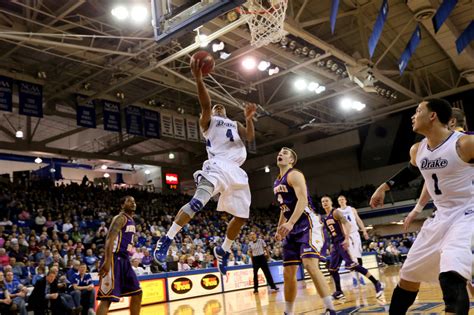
top-left (112, 266), bottom-right (474, 314)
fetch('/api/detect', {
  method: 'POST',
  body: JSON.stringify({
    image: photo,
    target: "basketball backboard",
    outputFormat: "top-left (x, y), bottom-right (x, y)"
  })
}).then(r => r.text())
top-left (151, 0), bottom-right (246, 45)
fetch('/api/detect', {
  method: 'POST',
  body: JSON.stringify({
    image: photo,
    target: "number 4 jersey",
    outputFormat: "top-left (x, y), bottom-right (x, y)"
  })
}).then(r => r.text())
top-left (416, 131), bottom-right (474, 219)
top-left (203, 116), bottom-right (247, 166)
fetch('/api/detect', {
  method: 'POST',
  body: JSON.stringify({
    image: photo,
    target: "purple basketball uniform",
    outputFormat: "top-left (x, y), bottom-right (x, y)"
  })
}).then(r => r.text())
top-left (274, 168), bottom-right (325, 266)
top-left (323, 209), bottom-right (357, 271)
top-left (97, 213), bottom-right (141, 302)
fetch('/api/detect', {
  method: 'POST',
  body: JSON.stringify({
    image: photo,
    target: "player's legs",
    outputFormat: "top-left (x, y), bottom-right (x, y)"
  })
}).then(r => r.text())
top-left (96, 301), bottom-right (111, 315)
top-left (154, 177), bottom-right (214, 263)
top-left (283, 265), bottom-right (298, 315)
top-left (302, 257), bottom-right (335, 313)
top-left (129, 292), bottom-right (143, 315)
top-left (328, 247), bottom-right (344, 298)
top-left (389, 278), bottom-right (420, 315)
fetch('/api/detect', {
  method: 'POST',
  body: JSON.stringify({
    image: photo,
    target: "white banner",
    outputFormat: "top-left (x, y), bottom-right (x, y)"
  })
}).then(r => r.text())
top-left (173, 116), bottom-right (186, 140)
top-left (223, 267), bottom-right (267, 291)
top-left (167, 272), bottom-right (222, 301)
top-left (160, 112), bottom-right (173, 137)
top-left (186, 117), bottom-right (199, 142)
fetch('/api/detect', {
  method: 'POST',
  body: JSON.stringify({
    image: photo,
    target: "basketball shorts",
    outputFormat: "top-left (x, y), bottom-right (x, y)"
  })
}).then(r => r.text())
top-left (282, 211), bottom-right (324, 266)
top-left (194, 158), bottom-right (250, 219)
top-left (400, 210), bottom-right (473, 283)
top-left (97, 253), bottom-right (142, 302)
top-left (348, 232), bottom-right (362, 259)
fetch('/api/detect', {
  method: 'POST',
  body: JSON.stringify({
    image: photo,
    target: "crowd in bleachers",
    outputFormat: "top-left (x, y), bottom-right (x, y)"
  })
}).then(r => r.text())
top-left (0, 180), bottom-right (421, 313)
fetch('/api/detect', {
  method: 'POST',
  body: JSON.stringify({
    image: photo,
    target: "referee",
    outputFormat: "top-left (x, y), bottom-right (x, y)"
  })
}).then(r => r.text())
top-left (248, 232), bottom-right (279, 293)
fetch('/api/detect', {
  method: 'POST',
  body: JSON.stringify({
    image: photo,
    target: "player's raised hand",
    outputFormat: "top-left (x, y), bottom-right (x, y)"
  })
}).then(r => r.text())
top-left (190, 57), bottom-right (203, 81)
top-left (244, 102), bottom-right (257, 120)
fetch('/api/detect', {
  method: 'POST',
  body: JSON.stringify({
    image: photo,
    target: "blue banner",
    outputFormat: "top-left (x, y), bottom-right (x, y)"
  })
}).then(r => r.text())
top-left (143, 109), bottom-right (161, 138)
top-left (330, 0), bottom-right (340, 34)
top-left (125, 105), bottom-right (143, 136)
top-left (432, 0), bottom-right (458, 33)
top-left (398, 25), bottom-right (422, 74)
top-left (0, 76), bottom-right (13, 112)
top-left (75, 95), bottom-right (96, 128)
top-left (456, 21), bottom-right (473, 54)
top-left (102, 100), bottom-right (121, 132)
top-left (368, 0), bottom-right (389, 58)
top-left (18, 81), bottom-right (43, 117)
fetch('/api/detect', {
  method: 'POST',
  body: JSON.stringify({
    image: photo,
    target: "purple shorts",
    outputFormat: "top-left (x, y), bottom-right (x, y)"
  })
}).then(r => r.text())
top-left (329, 242), bottom-right (357, 271)
top-left (97, 253), bottom-right (142, 302)
top-left (282, 229), bottom-right (323, 266)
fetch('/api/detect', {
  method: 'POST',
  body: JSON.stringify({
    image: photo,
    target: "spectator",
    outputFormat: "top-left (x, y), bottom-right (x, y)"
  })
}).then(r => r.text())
top-left (21, 259), bottom-right (36, 285)
top-left (9, 257), bottom-right (23, 279)
top-left (83, 249), bottom-right (98, 272)
top-left (177, 255), bottom-right (191, 272)
top-left (71, 263), bottom-right (94, 315)
top-left (0, 248), bottom-right (9, 267)
top-left (62, 219), bottom-right (73, 234)
top-left (4, 271), bottom-right (27, 315)
top-left (131, 258), bottom-right (146, 276)
top-left (0, 271), bottom-right (14, 314)
top-left (32, 266), bottom-right (46, 285)
top-left (35, 210), bottom-right (47, 233)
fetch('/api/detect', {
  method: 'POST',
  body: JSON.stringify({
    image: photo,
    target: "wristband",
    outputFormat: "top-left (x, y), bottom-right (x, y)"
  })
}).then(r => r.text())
top-left (413, 203), bottom-right (423, 213)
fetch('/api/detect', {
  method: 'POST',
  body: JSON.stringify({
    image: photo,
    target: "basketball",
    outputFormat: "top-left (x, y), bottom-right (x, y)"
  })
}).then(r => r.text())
top-left (191, 50), bottom-right (215, 76)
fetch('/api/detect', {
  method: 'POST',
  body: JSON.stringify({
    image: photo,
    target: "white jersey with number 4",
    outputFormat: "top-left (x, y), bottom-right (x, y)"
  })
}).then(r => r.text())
top-left (203, 116), bottom-right (246, 166)
top-left (338, 206), bottom-right (359, 234)
top-left (416, 131), bottom-right (474, 220)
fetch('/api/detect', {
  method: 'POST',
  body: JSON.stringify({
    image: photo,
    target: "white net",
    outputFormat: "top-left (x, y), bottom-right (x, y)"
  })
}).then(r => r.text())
top-left (245, 0), bottom-right (288, 47)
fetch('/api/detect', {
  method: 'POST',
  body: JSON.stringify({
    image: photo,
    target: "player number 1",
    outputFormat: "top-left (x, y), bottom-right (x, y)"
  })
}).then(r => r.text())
top-left (431, 173), bottom-right (442, 195)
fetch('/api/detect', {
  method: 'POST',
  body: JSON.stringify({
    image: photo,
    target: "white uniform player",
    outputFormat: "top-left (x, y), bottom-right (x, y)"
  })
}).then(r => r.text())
top-left (154, 57), bottom-right (257, 276)
top-left (194, 115), bottom-right (251, 218)
top-left (401, 131), bottom-right (474, 283)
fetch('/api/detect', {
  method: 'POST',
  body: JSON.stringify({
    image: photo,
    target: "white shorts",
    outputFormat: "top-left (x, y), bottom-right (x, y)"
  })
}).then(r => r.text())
top-left (348, 232), bottom-right (362, 259)
top-left (400, 213), bottom-right (473, 283)
top-left (194, 158), bottom-right (250, 219)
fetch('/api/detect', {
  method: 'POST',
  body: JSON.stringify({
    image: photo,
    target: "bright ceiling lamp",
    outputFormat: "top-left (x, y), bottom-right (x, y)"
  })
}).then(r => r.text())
top-left (294, 79), bottom-right (307, 91)
top-left (34, 157), bottom-right (42, 164)
top-left (111, 6), bottom-right (129, 20)
top-left (130, 5), bottom-right (148, 23)
top-left (242, 57), bottom-right (257, 70)
top-left (257, 61), bottom-right (271, 71)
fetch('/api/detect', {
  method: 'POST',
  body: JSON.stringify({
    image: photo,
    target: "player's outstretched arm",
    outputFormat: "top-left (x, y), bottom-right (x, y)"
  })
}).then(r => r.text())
top-left (333, 209), bottom-right (351, 250)
top-left (277, 171), bottom-right (307, 238)
top-left (191, 58), bottom-right (212, 132)
top-left (99, 214), bottom-right (126, 277)
top-left (353, 208), bottom-right (369, 240)
top-left (238, 102), bottom-right (256, 141)
top-left (370, 142), bottom-right (421, 208)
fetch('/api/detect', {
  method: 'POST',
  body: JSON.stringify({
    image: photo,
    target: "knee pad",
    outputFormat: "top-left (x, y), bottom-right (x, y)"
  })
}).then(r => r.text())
top-left (182, 178), bottom-right (214, 218)
top-left (439, 271), bottom-right (469, 314)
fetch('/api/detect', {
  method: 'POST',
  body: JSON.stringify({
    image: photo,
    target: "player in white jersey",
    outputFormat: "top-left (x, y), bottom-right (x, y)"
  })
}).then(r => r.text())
top-left (154, 56), bottom-right (257, 275)
top-left (370, 99), bottom-right (474, 315)
top-left (337, 195), bottom-right (369, 287)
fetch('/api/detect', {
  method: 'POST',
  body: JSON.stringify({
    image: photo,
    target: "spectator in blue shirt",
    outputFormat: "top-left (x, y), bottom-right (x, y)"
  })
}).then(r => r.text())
top-left (21, 259), bottom-right (36, 285)
top-left (0, 271), bottom-right (13, 314)
top-left (5, 271), bottom-right (27, 315)
top-left (72, 263), bottom-right (94, 315)
top-left (83, 249), bottom-right (98, 272)
top-left (66, 260), bottom-right (80, 286)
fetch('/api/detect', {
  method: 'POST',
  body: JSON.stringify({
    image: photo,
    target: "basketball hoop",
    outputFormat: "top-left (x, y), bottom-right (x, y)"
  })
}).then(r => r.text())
top-left (238, 0), bottom-right (288, 48)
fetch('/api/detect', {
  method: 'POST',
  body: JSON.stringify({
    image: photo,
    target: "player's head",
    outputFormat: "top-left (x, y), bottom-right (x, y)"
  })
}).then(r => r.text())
top-left (121, 195), bottom-right (136, 214)
top-left (337, 195), bottom-right (347, 208)
top-left (212, 104), bottom-right (227, 117)
top-left (412, 99), bottom-right (452, 134)
top-left (277, 147), bottom-right (297, 167)
top-left (320, 195), bottom-right (333, 211)
top-left (448, 107), bottom-right (466, 132)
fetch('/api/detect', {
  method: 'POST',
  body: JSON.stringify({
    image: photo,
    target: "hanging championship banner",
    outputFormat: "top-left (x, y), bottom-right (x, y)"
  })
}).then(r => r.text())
top-left (186, 118), bottom-right (199, 142)
top-left (125, 105), bottom-right (144, 136)
top-left (75, 94), bottom-right (96, 128)
top-left (160, 112), bottom-right (173, 137)
top-left (330, 0), bottom-right (340, 34)
top-left (456, 21), bottom-right (473, 54)
top-left (102, 100), bottom-right (121, 132)
top-left (368, 0), bottom-right (389, 58)
top-left (432, 0), bottom-right (458, 33)
top-left (143, 109), bottom-right (160, 138)
top-left (0, 76), bottom-right (13, 112)
top-left (398, 25), bottom-right (422, 75)
top-left (18, 81), bottom-right (43, 117)
top-left (173, 116), bottom-right (186, 140)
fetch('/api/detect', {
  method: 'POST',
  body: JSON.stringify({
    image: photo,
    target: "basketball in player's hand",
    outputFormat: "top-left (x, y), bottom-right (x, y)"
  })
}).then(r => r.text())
top-left (191, 51), bottom-right (215, 76)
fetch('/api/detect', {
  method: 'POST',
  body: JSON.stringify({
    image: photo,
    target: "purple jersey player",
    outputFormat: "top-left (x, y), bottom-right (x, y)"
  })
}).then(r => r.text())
top-left (97, 196), bottom-right (142, 315)
top-left (274, 147), bottom-right (336, 315)
top-left (321, 196), bottom-right (384, 300)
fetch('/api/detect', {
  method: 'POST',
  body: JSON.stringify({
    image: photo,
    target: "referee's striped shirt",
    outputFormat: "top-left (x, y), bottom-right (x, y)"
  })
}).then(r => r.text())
top-left (249, 239), bottom-right (266, 257)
